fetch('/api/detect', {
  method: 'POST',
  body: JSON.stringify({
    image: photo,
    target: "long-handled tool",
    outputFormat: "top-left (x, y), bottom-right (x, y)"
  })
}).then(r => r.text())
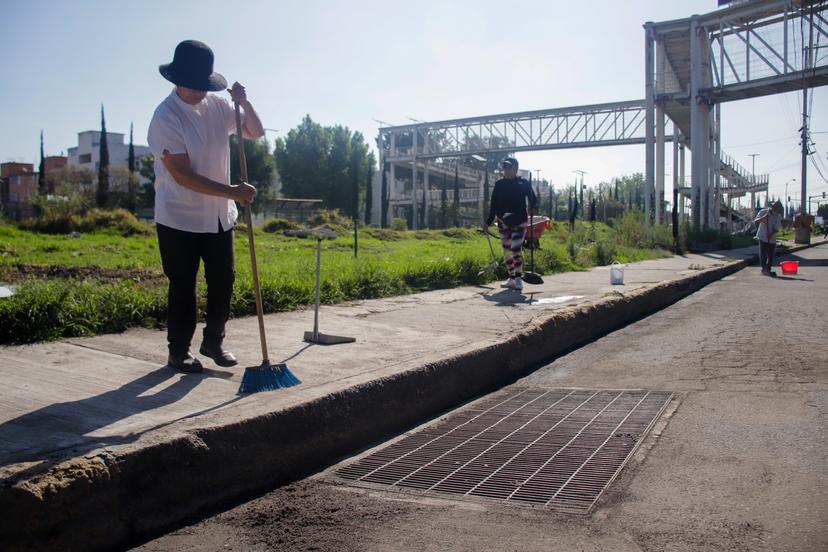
top-left (304, 236), bottom-right (356, 345)
top-left (234, 100), bottom-right (301, 393)
top-left (477, 230), bottom-right (499, 276)
top-left (522, 214), bottom-right (544, 285)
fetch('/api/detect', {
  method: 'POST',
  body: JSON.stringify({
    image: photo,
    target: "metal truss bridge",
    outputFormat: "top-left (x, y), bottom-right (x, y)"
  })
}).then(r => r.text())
top-left (381, 100), bottom-right (650, 163)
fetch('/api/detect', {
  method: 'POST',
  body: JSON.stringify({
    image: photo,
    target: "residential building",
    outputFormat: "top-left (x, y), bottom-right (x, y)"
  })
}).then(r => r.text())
top-left (0, 162), bottom-right (37, 220)
top-left (44, 155), bottom-right (67, 171)
top-left (67, 130), bottom-right (151, 176)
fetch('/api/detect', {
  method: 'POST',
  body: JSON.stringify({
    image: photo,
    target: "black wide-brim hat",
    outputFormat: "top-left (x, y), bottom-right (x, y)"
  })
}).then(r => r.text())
top-left (159, 40), bottom-right (227, 92)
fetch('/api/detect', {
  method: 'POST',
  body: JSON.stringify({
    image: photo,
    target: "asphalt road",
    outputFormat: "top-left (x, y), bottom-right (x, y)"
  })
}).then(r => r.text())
top-left (133, 245), bottom-right (827, 552)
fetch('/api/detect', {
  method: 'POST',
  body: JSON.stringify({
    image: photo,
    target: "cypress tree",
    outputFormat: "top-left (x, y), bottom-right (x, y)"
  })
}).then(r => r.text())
top-left (126, 122), bottom-right (139, 213)
top-left (38, 130), bottom-right (46, 194)
top-left (548, 187), bottom-right (554, 219)
top-left (97, 104), bottom-right (110, 208)
top-left (569, 192), bottom-right (577, 231)
top-left (128, 123), bottom-right (135, 173)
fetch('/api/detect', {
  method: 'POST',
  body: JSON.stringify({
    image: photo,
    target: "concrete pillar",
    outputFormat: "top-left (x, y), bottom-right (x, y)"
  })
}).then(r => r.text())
top-left (644, 24), bottom-right (655, 224)
top-left (680, 140), bottom-right (686, 223)
top-left (689, 17), bottom-right (711, 230)
top-left (389, 161), bottom-right (396, 225)
top-left (412, 130), bottom-right (418, 230)
top-left (656, 104), bottom-right (665, 224)
top-left (673, 125), bottom-right (679, 227)
top-left (711, 105), bottom-right (721, 231)
top-left (388, 134), bottom-right (397, 225)
top-left (478, 173), bottom-right (485, 220)
top-left (423, 161), bottom-right (430, 228)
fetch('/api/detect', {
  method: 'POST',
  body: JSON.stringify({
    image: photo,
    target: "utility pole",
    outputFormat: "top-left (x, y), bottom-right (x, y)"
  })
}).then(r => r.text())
top-left (748, 153), bottom-right (761, 209)
top-left (795, 5), bottom-right (814, 244)
top-left (748, 153), bottom-right (759, 187)
top-left (800, 90), bottom-right (809, 216)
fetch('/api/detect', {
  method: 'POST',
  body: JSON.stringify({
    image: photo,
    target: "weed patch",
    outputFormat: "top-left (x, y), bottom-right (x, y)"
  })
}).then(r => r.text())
top-left (0, 214), bottom-right (674, 344)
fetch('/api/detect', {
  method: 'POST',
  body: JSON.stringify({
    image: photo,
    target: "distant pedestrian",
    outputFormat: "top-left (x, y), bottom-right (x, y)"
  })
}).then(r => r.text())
top-left (148, 40), bottom-right (263, 372)
top-left (754, 200), bottom-right (783, 277)
top-left (483, 157), bottom-right (539, 291)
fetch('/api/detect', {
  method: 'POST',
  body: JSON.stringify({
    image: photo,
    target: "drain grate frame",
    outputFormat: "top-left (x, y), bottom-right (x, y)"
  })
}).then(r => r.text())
top-left (336, 387), bottom-right (672, 514)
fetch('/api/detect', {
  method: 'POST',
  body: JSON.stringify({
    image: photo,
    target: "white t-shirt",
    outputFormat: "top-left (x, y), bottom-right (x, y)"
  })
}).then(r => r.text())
top-left (147, 89), bottom-right (240, 233)
top-left (754, 208), bottom-right (782, 243)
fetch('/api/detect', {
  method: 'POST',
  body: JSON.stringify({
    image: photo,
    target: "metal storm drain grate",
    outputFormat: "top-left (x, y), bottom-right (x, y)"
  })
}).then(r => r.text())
top-left (337, 388), bottom-right (672, 513)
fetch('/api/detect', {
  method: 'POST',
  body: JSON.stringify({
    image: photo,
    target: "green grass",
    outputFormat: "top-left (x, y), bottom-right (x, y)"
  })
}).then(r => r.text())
top-left (0, 218), bottom-right (673, 345)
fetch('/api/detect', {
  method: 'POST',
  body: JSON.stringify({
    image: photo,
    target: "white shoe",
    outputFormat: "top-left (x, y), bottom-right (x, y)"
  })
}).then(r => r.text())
top-left (501, 278), bottom-right (516, 289)
top-left (514, 276), bottom-right (523, 291)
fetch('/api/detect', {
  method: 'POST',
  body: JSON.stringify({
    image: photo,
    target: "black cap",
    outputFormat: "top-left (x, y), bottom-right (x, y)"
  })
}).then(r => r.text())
top-left (501, 157), bottom-right (519, 168)
top-left (159, 40), bottom-right (227, 92)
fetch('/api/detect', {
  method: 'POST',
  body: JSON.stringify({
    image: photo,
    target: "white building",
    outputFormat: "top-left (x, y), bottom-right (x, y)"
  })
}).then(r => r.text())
top-left (67, 130), bottom-right (151, 174)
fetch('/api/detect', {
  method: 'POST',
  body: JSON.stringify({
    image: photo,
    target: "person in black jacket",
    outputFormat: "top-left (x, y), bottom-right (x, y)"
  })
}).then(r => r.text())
top-left (483, 157), bottom-right (539, 291)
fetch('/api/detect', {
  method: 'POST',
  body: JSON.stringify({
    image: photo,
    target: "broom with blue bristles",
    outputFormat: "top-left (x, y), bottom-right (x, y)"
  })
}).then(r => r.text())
top-left (234, 99), bottom-right (300, 393)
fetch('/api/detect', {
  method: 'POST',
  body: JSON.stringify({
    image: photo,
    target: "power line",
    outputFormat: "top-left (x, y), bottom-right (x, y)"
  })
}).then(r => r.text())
top-left (767, 161), bottom-right (803, 174)
top-left (809, 157), bottom-right (828, 184)
top-left (724, 135), bottom-right (799, 149)
top-left (764, 145), bottom-right (801, 172)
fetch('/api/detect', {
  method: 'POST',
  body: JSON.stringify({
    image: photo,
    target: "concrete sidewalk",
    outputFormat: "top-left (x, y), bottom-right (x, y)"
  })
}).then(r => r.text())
top-left (0, 240), bottom-right (821, 551)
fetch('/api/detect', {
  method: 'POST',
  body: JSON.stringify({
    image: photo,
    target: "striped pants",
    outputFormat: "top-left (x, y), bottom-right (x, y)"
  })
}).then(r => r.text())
top-left (497, 223), bottom-right (526, 278)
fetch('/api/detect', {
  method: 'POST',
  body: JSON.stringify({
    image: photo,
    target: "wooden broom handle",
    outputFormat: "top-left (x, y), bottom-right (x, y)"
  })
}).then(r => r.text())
top-left (234, 100), bottom-right (269, 363)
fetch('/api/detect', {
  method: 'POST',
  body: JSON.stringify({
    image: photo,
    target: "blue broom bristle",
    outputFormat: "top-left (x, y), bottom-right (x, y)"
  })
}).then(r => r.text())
top-left (238, 363), bottom-right (301, 394)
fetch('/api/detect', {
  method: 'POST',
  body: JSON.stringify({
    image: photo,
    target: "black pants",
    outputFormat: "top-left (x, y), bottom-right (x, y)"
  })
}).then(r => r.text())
top-left (758, 240), bottom-right (776, 272)
top-left (156, 223), bottom-right (235, 355)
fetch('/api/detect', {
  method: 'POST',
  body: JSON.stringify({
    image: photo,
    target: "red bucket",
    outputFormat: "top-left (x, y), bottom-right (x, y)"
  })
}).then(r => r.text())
top-left (780, 261), bottom-right (799, 275)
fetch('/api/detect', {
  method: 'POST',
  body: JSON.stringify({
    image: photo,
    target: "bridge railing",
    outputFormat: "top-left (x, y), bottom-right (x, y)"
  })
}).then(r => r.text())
top-left (381, 100), bottom-right (650, 162)
top-left (703, 1), bottom-right (828, 89)
top-left (719, 151), bottom-right (769, 191)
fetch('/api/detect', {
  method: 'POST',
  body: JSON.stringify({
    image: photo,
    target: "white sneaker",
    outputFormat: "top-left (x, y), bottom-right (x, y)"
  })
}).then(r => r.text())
top-left (501, 278), bottom-right (516, 289)
top-left (514, 276), bottom-right (523, 291)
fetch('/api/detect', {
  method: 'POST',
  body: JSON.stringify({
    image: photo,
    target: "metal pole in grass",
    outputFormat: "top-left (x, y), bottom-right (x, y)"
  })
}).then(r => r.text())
top-left (234, 100), bottom-right (300, 393)
top-left (304, 236), bottom-right (356, 345)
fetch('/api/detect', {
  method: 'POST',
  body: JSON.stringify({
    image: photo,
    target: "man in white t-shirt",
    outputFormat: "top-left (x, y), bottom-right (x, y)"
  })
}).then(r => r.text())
top-left (754, 200), bottom-right (783, 277)
top-left (148, 40), bottom-right (262, 372)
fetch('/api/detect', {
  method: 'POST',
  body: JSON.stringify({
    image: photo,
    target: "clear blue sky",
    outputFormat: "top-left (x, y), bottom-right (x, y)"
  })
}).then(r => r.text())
top-left (2, 0), bottom-right (826, 205)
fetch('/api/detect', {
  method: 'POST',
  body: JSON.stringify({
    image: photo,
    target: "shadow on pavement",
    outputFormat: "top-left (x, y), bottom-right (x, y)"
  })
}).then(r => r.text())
top-left (481, 290), bottom-right (537, 306)
top-left (773, 275), bottom-right (814, 281)
top-left (0, 366), bottom-right (217, 476)
top-left (778, 254), bottom-right (828, 267)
